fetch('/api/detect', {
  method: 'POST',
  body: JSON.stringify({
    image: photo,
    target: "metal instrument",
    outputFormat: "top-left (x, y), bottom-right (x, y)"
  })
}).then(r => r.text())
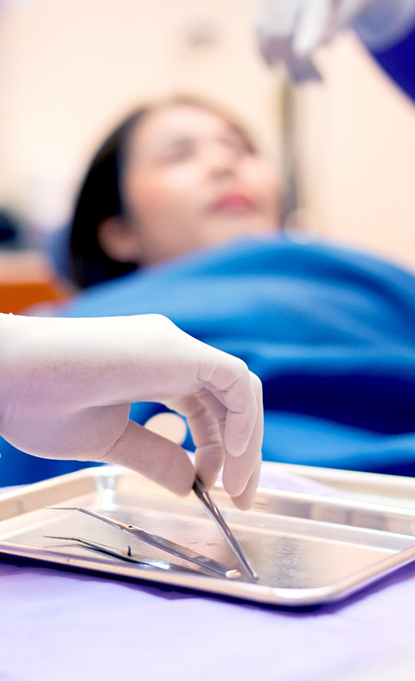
top-left (47, 506), bottom-right (242, 580)
top-left (44, 535), bottom-right (203, 574)
top-left (192, 476), bottom-right (258, 580)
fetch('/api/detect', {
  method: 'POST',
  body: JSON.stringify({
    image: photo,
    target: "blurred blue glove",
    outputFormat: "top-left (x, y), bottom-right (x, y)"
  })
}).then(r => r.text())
top-left (257, 0), bottom-right (415, 81)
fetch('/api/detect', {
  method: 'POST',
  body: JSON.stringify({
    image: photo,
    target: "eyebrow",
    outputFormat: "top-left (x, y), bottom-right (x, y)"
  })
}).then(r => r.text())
top-left (154, 132), bottom-right (249, 153)
top-left (157, 136), bottom-right (194, 148)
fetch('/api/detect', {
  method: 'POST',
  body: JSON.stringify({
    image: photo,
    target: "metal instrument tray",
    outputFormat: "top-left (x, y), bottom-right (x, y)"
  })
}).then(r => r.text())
top-left (1, 463), bottom-right (415, 607)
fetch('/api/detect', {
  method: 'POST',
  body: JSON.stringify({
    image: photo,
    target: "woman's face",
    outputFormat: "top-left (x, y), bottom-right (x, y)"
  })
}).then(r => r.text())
top-left (116, 103), bottom-right (281, 266)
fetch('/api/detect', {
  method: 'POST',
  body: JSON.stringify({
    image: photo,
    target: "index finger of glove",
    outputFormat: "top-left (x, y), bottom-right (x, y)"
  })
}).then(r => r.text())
top-left (198, 357), bottom-right (260, 458)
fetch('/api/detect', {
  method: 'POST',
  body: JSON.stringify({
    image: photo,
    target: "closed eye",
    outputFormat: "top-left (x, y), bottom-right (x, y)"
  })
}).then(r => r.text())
top-left (158, 139), bottom-right (195, 164)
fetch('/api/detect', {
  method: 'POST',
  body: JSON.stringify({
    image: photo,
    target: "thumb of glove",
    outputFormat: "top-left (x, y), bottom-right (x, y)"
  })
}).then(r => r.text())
top-left (99, 420), bottom-right (195, 496)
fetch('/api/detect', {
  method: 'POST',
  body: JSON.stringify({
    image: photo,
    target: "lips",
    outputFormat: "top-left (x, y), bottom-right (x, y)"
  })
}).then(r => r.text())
top-left (211, 193), bottom-right (255, 212)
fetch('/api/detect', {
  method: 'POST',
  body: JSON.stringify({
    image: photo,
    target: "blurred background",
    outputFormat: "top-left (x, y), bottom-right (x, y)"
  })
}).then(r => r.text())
top-left (0, 0), bottom-right (414, 313)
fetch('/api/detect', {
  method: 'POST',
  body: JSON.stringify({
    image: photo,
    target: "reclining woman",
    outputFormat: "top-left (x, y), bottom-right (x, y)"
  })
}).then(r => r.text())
top-left (8, 94), bottom-right (415, 484)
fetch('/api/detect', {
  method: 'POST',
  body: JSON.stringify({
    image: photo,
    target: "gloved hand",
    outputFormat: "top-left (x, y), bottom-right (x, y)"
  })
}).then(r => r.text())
top-left (0, 313), bottom-right (263, 509)
top-left (257, 0), bottom-right (413, 81)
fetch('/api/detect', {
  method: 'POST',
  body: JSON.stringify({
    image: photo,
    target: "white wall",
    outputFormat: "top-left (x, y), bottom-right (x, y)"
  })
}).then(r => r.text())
top-left (0, 0), bottom-right (281, 231)
top-left (294, 33), bottom-right (415, 272)
top-left (0, 1), bottom-right (415, 273)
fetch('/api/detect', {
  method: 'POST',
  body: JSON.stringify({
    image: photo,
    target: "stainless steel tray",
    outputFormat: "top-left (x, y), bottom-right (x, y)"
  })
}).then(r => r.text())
top-left (1, 463), bottom-right (415, 607)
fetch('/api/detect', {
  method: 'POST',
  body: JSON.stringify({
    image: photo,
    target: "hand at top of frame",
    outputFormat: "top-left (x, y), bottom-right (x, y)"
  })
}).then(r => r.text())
top-left (0, 313), bottom-right (263, 509)
top-left (257, 0), bottom-right (413, 81)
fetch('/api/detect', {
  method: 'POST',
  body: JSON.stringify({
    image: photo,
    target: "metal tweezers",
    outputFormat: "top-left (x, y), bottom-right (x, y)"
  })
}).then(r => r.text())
top-left (43, 535), bottom-right (204, 575)
top-left (46, 476), bottom-right (258, 581)
top-left (46, 506), bottom-right (241, 580)
top-left (192, 476), bottom-right (258, 580)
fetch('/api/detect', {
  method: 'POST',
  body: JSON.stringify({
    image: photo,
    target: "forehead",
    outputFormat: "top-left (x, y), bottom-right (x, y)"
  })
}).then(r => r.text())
top-left (129, 104), bottom-right (243, 155)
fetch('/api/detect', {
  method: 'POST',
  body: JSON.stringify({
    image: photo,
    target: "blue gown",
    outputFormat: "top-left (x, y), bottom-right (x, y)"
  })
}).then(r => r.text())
top-left (369, 13), bottom-right (415, 101)
top-left (3, 234), bottom-right (415, 485)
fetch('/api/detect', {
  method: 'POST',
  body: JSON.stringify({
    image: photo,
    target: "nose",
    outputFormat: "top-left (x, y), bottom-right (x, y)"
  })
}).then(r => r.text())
top-left (203, 140), bottom-right (239, 179)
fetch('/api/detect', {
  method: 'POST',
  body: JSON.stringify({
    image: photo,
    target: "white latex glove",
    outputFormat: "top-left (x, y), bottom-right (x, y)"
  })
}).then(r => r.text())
top-left (0, 313), bottom-right (263, 509)
top-left (257, 0), bottom-right (413, 81)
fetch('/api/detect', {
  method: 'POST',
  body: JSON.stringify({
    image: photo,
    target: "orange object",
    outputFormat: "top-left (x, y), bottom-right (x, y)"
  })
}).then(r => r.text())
top-left (0, 251), bottom-right (74, 314)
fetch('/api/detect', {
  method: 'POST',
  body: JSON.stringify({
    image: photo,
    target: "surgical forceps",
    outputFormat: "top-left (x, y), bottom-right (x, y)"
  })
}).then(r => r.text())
top-left (44, 535), bottom-right (204, 575)
top-left (47, 506), bottom-right (242, 580)
top-left (193, 476), bottom-right (258, 580)
top-left (47, 477), bottom-right (258, 581)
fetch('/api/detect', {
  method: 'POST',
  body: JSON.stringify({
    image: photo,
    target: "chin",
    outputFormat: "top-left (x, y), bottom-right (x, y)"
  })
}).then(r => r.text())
top-left (206, 222), bottom-right (277, 244)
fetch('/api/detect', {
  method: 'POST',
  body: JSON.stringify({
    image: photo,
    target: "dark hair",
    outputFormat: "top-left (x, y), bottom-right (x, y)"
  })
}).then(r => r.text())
top-left (70, 107), bottom-right (150, 288)
top-left (69, 96), bottom-right (258, 288)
